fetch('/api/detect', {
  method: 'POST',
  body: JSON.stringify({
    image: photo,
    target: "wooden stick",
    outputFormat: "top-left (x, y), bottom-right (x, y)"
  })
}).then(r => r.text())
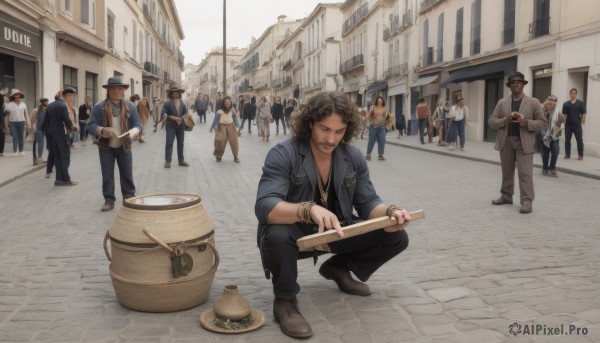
top-left (296, 210), bottom-right (424, 252)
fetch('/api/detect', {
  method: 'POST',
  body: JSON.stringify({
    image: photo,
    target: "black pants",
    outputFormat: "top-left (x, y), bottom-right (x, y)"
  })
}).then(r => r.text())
top-left (260, 223), bottom-right (409, 298)
top-left (198, 110), bottom-right (206, 123)
top-left (564, 125), bottom-right (583, 157)
top-left (48, 134), bottom-right (71, 182)
top-left (0, 125), bottom-right (5, 154)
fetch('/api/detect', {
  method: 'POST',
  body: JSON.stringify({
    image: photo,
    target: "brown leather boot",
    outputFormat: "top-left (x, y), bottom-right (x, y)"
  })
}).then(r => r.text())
top-left (273, 296), bottom-right (312, 338)
top-left (319, 259), bottom-right (371, 296)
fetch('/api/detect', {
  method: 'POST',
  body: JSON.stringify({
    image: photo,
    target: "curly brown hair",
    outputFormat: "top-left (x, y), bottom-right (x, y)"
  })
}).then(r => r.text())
top-left (292, 91), bottom-right (360, 143)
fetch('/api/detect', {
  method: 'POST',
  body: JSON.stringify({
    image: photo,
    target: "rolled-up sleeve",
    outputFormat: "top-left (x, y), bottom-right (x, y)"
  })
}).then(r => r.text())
top-left (255, 146), bottom-right (292, 224)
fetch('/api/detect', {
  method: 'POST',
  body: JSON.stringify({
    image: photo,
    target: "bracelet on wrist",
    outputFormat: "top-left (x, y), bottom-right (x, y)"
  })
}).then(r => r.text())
top-left (386, 205), bottom-right (402, 218)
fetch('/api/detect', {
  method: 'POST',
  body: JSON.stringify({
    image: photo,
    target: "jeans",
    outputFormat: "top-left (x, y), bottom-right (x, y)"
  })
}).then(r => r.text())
top-left (274, 116), bottom-right (286, 134)
top-left (99, 147), bottom-right (135, 203)
top-left (9, 121), bottom-right (25, 153)
top-left (541, 140), bottom-right (560, 171)
top-left (33, 130), bottom-right (44, 159)
top-left (46, 134), bottom-right (54, 174)
top-left (165, 123), bottom-right (185, 161)
top-left (366, 125), bottom-right (386, 156)
top-left (240, 117), bottom-right (252, 132)
top-left (259, 222), bottom-right (409, 297)
top-left (448, 120), bottom-right (465, 148)
top-left (418, 119), bottom-right (432, 144)
top-left (564, 125), bottom-right (583, 157)
top-left (79, 122), bottom-right (88, 141)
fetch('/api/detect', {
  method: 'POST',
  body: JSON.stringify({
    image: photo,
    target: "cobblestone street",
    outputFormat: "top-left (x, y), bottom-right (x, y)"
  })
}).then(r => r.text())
top-left (1, 120), bottom-right (599, 342)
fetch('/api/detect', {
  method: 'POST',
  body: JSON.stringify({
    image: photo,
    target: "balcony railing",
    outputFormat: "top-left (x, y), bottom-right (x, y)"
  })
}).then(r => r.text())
top-left (282, 59), bottom-right (292, 71)
top-left (383, 27), bottom-right (391, 41)
top-left (390, 15), bottom-right (400, 32)
top-left (143, 61), bottom-right (158, 75)
top-left (339, 54), bottom-right (364, 73)
top-left (283, 76), bottom-right (292, 86)
top-left (419, 0), bottom-right (442, 14)
top-left (403, 9), bottom-right (412, 26)
top-left (271, 77), bottom-right (282, 87)
top-left (342, 3), bottom-right (369, 36)
top-left (529, 17), bottom-right (550, 38)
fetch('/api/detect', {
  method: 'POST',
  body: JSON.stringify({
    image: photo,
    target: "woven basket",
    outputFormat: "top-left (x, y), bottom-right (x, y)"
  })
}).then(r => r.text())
top-left (104, 194), bottom-right (219, 312)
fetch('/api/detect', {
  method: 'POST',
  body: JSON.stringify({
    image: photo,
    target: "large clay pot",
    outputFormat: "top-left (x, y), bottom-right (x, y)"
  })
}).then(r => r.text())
top-left (103, 194), bottom-right (219, 312)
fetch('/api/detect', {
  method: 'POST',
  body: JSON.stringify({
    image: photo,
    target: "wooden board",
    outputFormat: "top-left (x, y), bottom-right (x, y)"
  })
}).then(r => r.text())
top-left (296, 210), bottom-right (424, 252)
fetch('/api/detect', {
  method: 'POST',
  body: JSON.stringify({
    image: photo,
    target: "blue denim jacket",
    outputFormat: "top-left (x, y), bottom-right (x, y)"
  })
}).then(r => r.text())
top-left (255, 138), bottom-right (383, 246)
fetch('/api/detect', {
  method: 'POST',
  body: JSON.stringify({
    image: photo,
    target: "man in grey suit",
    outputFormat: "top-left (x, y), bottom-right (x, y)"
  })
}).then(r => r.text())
top-left (489, 71), bottom-right (547, 213)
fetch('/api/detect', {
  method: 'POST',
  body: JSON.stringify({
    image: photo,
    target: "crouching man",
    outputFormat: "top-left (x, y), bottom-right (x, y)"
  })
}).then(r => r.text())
top-left (255, 91), bottom-right (411, 338)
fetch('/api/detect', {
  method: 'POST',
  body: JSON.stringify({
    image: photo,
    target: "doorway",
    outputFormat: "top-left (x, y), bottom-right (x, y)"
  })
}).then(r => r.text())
top-left (484, 78), bottom-right (503, 142)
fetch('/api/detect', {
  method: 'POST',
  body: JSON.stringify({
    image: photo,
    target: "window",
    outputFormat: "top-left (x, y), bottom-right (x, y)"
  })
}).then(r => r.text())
top-left (81, 0), bottom-right (95, 28)
top-left (139, 32), bottom-right (144, 62)
top-left (388, 43), bottom-right (393, 69)
top-left (423, 19), bottom-right (429, 66)
top-left (63, 66), bottom-right (78, 92)
top-left (455, 8), bottom-right (463, 59)
top-left (503, 0), bottom-right (515, 45)
top-left (532, 0), bottom-right (550, 37)
top-left (124, 27), bottom-right (128, 55)
top-left (133, 21), bottom-right (137, 60)
top-left (85, 72), bottom-right (97, 105)
top-left (437, 13), bottom-right (444, 62)
top-left (107, 13), bottom-right (115, 49)
top-left (62, 0), bottom-right (72, 12)
top-left (471, 0), bottom-right (481, 55)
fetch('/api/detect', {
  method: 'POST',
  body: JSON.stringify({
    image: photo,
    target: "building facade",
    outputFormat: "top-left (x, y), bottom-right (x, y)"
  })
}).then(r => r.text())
top-left (0, 0), bottom-right (184, 110)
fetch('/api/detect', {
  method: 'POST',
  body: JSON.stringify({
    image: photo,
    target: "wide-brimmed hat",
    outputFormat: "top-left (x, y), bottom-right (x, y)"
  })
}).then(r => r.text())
top-left (62, 86), bottom-right (77, 95)
top-left (166, 82), bottom-right (185, 96)
top-left (9, 89), bottom-right (24, 99)
top-left (103, 77), bottom-right (130, 89)
top-left (506, 71), bottom-right (528, 87)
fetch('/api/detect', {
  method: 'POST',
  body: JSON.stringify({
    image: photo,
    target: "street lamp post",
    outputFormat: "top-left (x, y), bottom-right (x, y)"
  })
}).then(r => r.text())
top-left (223, 0), bottom-right (226, 95)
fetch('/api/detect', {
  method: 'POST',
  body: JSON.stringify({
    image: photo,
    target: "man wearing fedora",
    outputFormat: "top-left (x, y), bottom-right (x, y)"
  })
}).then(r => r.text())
top-left (43, 87), bottom-right (78, 186)
top-left (489, 71), bottom-right (547, 213)
top-left (4, 89), bottom-right (30, 156)
top-left (161, 82), bottom-right (190, 168)
top-left (87, 77), bottom-right (142, 211)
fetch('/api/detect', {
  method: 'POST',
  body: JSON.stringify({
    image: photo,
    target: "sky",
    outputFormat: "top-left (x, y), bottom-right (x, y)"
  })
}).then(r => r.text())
top-left (173, 0), bottom-right (330, 65)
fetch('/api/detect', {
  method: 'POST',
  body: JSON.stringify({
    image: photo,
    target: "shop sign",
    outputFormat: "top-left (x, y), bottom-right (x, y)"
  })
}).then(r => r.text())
top-left (0, 11), bottom-right (41, 57)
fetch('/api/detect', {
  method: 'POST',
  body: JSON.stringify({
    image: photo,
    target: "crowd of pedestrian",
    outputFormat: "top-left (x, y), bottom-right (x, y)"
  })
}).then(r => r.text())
top-left (0, 71), bottom-right (590, 216)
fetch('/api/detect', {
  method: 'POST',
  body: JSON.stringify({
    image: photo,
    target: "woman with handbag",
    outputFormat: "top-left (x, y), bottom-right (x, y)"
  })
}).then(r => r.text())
top-left (366, 96), bottom-right (389, 160)
top-left (210, 95), bottom-right (241, 162)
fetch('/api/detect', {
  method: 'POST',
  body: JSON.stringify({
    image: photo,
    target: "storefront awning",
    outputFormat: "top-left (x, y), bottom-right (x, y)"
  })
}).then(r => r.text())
top-left (387, 84), bottom-right (407, 96)
top-left (410, 75), bottom-right (439, 87)
top-left (366, 80), bottom-right (388, 95)
top-left (440, 57), bottom-right (517, 87)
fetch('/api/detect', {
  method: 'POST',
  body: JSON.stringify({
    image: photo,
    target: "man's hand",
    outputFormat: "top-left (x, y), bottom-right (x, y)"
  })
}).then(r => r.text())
top-left (384, 209), bottom-right (411, 232)
top-left (310, 205), bottom-right (344, 238)
top-left (101, 127), bottom-right (115, 138)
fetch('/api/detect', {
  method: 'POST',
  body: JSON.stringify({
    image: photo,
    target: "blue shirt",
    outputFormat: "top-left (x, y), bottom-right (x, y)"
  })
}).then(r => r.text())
top-left (562, 99), bottom-right (586, 126)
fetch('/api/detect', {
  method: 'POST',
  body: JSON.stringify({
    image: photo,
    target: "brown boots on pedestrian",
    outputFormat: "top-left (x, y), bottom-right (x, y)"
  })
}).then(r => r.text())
top-left (519, 200), bottom-right (532, 214)
top-left (273, 296), bottom-right (313, 338)
top-left (319, 259), bottom-right (371, 296)
top-left (33, 158), bottom-right (45, 166)
top-left (492, 194), bottom-right (513, 205)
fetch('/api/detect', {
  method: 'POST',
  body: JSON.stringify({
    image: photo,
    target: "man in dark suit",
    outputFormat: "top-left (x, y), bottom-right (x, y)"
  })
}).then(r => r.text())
top-left (488, 71), bottom-right (547, 213)
top-left (43, 87), bottom-right (78, 186)
top-left (161, 82), bottom-right (190, 168)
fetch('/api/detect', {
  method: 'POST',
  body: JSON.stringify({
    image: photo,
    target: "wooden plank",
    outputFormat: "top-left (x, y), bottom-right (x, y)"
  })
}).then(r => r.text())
top-left (296, 210), bottom-right (424, 252)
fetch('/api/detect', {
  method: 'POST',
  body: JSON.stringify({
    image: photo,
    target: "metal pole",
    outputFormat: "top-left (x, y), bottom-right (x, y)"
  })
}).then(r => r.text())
top-left (223, 0), bottom-right (227, 95)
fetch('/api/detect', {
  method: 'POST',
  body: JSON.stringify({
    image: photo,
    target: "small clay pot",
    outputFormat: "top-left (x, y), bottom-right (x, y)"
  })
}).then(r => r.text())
top-left (212, 285), bottom-right (251, 321)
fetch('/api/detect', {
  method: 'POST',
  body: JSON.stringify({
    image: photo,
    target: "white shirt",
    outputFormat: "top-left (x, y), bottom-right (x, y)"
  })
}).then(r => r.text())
top-left (450, 105), bottom-right (468, 121)
top-left (5, 102), bottom-right (28, 122)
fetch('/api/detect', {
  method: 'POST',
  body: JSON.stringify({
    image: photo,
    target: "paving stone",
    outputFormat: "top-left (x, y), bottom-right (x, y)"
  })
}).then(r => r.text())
top-left (450, 308), bottom-right (501, 320)
top-left (500, 307), bottom-right (542, 321)
top-left (430, 330), bottom-right (505, 343)
top-left (577, 309), bottom-right (600, 324)
top-left (404, 303), bottom-right (444, 315)
top-left (426, 287), bottom-right (473, 303)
